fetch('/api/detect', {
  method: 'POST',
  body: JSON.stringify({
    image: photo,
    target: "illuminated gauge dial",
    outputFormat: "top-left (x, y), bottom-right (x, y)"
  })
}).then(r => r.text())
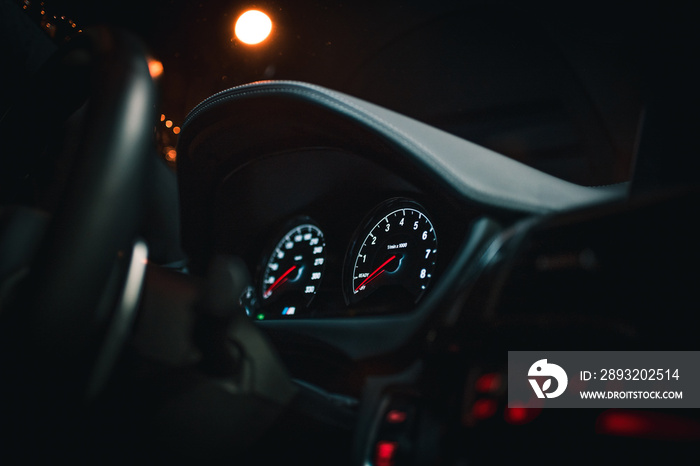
top-left (344, 199), bottom-right (437, 306)
top-left (259, 218), bottom-right (326, 316)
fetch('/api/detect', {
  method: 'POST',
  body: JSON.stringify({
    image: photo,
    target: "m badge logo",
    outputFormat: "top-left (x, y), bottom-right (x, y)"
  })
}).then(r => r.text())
top-left (528, 359), bottom-right (568, 399)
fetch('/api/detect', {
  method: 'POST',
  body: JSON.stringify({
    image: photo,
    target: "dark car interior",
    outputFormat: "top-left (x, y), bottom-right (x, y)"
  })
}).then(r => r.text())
top-left (1, 0), bottom-right (699, 464)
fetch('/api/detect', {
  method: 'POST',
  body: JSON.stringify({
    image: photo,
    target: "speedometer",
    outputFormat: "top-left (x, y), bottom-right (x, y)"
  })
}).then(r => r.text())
top-left (344, 198), bottom-right (437, 306)
top-left (258, 217), bottom-right (326, 317)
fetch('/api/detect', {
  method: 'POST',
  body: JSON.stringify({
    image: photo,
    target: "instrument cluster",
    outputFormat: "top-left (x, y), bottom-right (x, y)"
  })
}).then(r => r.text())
top-left (242, 198), bottom-right (439, 319)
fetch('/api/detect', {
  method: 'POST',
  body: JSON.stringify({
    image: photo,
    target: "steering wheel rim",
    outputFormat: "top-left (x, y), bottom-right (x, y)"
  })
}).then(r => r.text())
top-left (1, 26), bottom-right (155, 444)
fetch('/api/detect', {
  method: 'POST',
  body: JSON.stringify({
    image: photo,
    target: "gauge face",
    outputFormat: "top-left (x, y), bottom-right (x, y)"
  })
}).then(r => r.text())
top-left (345, 199), bottom-right (437, 306)
top-left (259, 219), bottom-right (326, 315)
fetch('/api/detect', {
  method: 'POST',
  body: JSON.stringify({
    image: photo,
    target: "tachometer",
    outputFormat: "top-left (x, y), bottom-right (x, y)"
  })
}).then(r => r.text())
top-left (258, 218), bottom-right (326, 316)
top-left (344, 199), bottom-right (437, 306)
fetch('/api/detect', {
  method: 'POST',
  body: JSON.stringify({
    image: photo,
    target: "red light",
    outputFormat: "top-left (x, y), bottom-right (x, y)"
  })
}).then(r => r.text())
top-left (505, 406), bottom-right (527, 424)
top-left (504, 402), bottom-right (541, 425)
top-left (596, 410), bottom-right (700, 441)
top-left (375, 440), bottom-right (398, 466)
top-left (472, 398), bottom-right (498, 420)
top-left (475, 373), bottom-right (501, 393)
top-left (597, 410), bottom-right (651, 437)
top-left (386, 410), bottom-right (408, 424)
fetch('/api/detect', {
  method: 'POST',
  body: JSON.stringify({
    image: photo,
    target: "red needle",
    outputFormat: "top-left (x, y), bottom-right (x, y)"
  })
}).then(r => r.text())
top-left (264, 265), bottom-right (297, 298)
top-left (355, 255), bottom-right (396, 292)
top-left (358, 269), bottom-right (385, 291)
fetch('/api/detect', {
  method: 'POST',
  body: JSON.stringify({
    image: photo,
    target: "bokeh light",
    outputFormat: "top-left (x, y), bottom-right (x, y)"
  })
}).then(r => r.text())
top-left (148, 59), bottom-right (163, 79)
top-left (234, 10), bottom-right (273, 45)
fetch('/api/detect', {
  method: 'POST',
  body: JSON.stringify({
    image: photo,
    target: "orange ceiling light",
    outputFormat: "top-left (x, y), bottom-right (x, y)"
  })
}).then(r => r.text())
top-left (234, 10), bottom-right (273, 45)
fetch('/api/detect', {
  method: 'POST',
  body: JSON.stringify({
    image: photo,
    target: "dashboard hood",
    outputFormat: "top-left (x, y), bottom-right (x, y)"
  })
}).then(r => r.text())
top-left (178, 80), bottom-right (627, 219)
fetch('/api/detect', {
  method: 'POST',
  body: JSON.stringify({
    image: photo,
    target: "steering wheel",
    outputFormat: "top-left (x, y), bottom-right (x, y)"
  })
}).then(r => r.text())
top-left (1, 27), bottom-right (312, 464)
top-left (0, 27), bottom-right (155, 460)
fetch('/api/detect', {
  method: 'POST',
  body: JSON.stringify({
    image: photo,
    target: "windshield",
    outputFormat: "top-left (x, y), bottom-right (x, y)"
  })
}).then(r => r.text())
top-left (12, 0), bottom-right (655, 185)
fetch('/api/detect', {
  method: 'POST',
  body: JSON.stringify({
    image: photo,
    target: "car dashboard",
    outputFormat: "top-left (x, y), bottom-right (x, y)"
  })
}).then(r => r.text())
top-left (176, 80), bottom-right (626, 361)
top-left (170, 81), bottom-right (700, 466)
